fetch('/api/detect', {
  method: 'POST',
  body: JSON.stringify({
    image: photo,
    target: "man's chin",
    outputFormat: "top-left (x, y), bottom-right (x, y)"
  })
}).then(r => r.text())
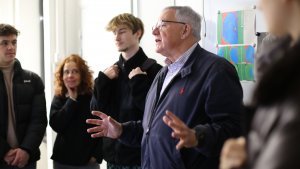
top-left (118, 47), bottom-right (128, 52)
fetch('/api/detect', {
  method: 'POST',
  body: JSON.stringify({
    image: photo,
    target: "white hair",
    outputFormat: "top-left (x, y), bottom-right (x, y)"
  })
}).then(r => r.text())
top-left (164, 6), bottom-right (202, 40)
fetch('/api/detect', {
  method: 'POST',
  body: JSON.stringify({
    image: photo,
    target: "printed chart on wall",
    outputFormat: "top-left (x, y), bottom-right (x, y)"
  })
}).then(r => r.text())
top-left (217, 9), bottom-right (256, 81)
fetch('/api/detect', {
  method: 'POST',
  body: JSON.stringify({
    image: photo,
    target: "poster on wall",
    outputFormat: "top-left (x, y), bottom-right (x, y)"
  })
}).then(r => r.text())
top-left (217, 9), bottom-right (256, 81)
top-left (217, 45), bottom-right (255, 81)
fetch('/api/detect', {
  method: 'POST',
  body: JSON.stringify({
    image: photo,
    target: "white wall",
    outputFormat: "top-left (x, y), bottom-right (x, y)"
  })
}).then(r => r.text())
top-left (81, 0), bottom-right (131, 75)
top-left (0, 0), bottom-right (42, 77)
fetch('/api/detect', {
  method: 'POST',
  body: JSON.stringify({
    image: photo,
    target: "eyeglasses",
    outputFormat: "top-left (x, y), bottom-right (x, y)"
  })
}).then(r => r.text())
top-left (63, 69), bottom-right (79, 75)
top-left (152, 20), bottom-right (186, 31)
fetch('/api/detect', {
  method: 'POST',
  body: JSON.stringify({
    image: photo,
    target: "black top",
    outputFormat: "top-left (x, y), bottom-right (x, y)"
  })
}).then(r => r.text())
top-left (91, 47), bottom-right (162, 166)
top-left (50, 94), bottom-right (102, 165)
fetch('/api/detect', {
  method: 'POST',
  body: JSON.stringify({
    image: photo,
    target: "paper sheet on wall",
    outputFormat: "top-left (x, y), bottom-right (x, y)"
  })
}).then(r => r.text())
top-left (217, 9), bottom-right (256, 81)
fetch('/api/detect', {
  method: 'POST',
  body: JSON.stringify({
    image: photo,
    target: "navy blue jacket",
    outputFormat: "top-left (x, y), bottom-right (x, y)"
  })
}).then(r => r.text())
top-left (120, 44), bottom-right (243, 169)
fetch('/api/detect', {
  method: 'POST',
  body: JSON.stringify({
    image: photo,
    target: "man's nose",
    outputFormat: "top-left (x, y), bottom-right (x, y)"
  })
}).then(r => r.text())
top-left (114, 33), bottom-right (120, 41)
top-left (7, 43), bottom-right (15, 49)
top-left (152, 27), bottom-right (159, 35)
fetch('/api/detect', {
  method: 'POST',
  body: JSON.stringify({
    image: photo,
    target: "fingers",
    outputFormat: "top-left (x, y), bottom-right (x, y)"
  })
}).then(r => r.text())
top-left (91, 131), bottom-right (106, 138)
top-left (220, 137), bottom-right (247, 169)
top-left (91, 111), bottom-right (108, 119)
top-left (87, 125), bottom-right (103, 133)
top-left (4, 149), bottom-right (16, 165)
top-left (165, 110), bottom-right (184, 125)
top-left (108, 116), bottom-right (119, 127)
top-left (104, 65), bottom-right (119, 79)
top-left (86, 119), bottom-right (103, 126)
top-left (163, 111), bottom-right (186, 133)
top-left (87, 126), bottom-right (107, 138)
top-left (237, 137), bottom-right (246, 145)
top-left (128, 67), bottom-right (147, 79)
top-left (163, 110), bottom-right (198, 149)
top-left (176, 139), bottom-right (185, 150)
top-left (11, 153), bottom-right (20, 166)
top-left (4, 155), bottom-right (14, 165)
top-left (112, 64), bottom-right (119, 69)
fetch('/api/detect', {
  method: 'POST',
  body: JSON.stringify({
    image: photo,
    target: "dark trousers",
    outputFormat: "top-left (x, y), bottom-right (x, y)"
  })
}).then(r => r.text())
top-left (53, 161), bottom-right (100, 169)
top-left (107, 163), bottom-right (141, 169)
top-left (0, 162), bottom-right (36, 169)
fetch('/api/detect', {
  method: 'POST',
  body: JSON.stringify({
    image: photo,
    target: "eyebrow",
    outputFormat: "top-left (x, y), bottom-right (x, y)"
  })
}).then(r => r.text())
top-left (0, 39), bottom-right (17, 42)
top-left (118, 28), bottom-right (128, 31)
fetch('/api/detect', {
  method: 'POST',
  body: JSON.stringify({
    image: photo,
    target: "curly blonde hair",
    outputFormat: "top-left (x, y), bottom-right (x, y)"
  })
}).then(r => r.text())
top-left (54, 54), bottom-right (94, 96)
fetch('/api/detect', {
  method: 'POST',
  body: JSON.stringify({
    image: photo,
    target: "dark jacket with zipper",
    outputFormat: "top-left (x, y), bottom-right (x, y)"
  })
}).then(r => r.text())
top-left (0, 59), bottom-right (47, 166)
top-left (50, 94), bottom-right (103, 165)
top-left (91, 47), bottom-right (162, 166)
top-left (120, 44), bottom-right (243, 169)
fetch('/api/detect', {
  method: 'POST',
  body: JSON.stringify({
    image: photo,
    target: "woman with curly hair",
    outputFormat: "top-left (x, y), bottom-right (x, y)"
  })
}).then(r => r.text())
top-left (49, 54), bottom-right (102, 169)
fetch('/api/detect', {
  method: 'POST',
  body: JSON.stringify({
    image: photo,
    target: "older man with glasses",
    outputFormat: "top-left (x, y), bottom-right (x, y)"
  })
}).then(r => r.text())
top-left (87, 6), bottom-right (243, 169)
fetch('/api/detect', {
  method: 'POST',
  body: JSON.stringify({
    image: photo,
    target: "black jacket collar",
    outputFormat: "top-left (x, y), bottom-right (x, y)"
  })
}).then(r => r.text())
top-left (117, 47), bottom-right (148, 72)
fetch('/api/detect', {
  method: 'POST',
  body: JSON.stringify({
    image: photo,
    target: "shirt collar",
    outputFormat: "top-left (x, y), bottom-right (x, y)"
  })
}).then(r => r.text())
top-left (165, 43), bottom-right (198, 73)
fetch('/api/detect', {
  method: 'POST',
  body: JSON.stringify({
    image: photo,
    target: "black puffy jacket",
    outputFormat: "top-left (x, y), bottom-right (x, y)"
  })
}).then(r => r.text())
top-left (0, 59), bottom-right (47, 166)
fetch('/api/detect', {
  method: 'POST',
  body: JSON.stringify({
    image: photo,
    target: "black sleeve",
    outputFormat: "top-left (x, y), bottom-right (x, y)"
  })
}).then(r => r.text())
top-left (128, 63), bottom-right (162, 111)
top-left (0, 137), bottom-right (11, 162)
top-left (49, 96), bottom-right (78, 133)
top-left (118, 121), bottom-right (144, 147)
top-left (91, 137), bottom-right (103, 164)
top-left (91, 71), bottom-right (114, 112)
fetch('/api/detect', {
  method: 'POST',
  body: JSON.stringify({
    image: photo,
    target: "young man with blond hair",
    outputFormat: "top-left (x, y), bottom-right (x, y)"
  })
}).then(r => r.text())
top-left (90, 13), bottom-right (161, 169)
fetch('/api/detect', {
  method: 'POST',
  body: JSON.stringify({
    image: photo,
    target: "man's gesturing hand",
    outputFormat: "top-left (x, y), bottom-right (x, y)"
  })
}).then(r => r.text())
top-left (86, 111), bottom-right (123, 139)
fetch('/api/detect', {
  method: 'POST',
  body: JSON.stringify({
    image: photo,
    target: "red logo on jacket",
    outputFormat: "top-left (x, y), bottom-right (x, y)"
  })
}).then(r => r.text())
top-left (179, 87), bottom-right (185, 95)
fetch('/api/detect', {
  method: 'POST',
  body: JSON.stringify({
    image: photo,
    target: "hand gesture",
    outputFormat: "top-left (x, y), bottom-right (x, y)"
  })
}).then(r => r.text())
top-left (220, 137), bottom-right (246, 169)
top-left (163, 110), bottom-right (198, 150)
top-left (67, 87), bottom-right (77, 101)
top-left (86, 111), bottom-right (123, 139)
top-left (104, 65), bottom-right (119, 79)
top-left (128, 67), bottom-right (147, 79)
top-left (4, 148), bottom-right (29, 168)
top-left (4, 149), bottom-right (16, 166)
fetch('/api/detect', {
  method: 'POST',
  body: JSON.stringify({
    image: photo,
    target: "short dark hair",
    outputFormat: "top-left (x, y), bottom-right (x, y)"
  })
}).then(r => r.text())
top-left (0, 24), bottom-right (20, 36)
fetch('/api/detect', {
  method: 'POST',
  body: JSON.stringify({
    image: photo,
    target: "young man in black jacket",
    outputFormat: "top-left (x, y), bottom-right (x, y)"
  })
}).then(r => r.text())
top-left (0, 24), bottom-right (47, 169)
top-left (90, 13), bottom-right (162, 169)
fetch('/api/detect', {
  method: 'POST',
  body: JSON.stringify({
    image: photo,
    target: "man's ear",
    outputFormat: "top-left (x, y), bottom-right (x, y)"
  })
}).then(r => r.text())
top-left (134, 30), bottom-right (142, 40)
top-left (181, 24), bottom-right (192, 39)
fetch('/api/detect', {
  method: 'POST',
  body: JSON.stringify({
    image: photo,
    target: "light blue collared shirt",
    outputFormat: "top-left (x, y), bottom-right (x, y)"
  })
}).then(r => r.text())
top-left (160, 43), bottom-right (198, 96)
